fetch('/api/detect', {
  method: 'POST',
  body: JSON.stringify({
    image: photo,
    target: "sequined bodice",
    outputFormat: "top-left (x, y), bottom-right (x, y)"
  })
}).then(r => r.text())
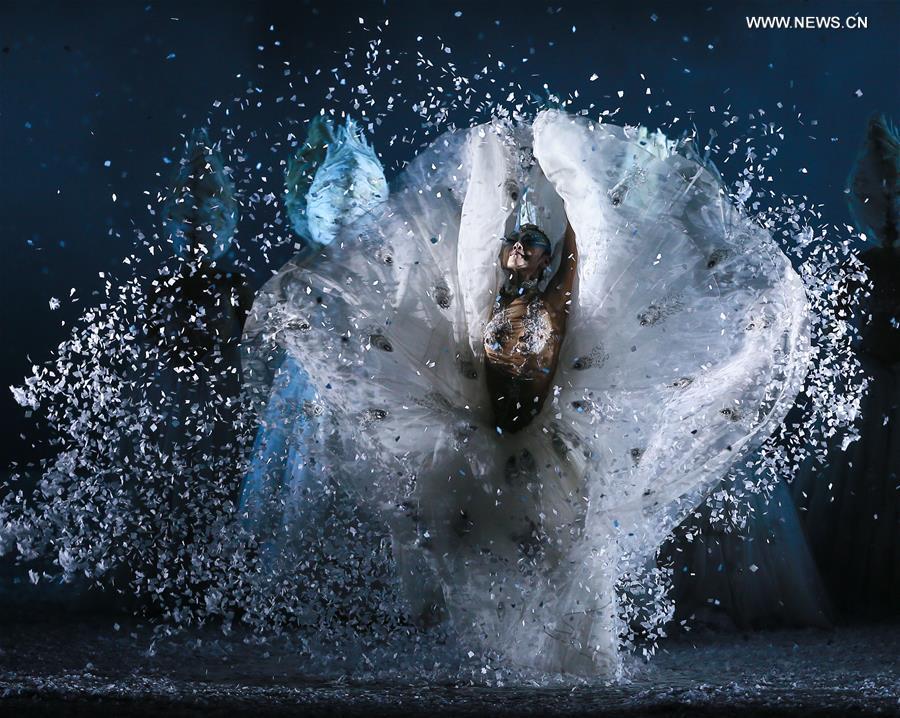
top-left (483, 295), bottom-right (561, 378)
top-left (482, 292), bottom-right (563, 432)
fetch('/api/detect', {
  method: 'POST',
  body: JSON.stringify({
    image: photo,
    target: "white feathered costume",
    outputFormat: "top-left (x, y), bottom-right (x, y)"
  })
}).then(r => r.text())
top-left (242, 109), bottom-right (811, 675)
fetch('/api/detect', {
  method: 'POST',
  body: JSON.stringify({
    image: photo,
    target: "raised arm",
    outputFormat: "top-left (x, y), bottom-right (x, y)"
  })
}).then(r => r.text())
top-left (544, 218), bottom-right (578, 321)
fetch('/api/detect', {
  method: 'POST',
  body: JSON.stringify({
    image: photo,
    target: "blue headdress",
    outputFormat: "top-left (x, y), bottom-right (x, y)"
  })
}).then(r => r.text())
top-left (508, 187), bottom-right (552, 253)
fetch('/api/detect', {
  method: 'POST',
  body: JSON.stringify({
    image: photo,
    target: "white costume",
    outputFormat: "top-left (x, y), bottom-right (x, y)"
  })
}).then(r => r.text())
top-left (242, 109), bottom-right (811, 675)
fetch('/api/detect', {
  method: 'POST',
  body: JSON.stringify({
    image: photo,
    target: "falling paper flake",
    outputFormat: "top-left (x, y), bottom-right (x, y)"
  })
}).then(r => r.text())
top-left (0, 28), bottom-right (872, 688)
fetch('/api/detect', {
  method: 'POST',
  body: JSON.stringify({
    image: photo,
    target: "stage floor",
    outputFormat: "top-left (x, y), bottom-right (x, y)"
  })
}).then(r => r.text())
top-left (1, 619), bottom-right (898, 717)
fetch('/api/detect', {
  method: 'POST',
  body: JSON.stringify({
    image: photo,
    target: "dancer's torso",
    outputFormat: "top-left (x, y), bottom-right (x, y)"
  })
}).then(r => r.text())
top-left (483, 289), bottom-right (564, 432)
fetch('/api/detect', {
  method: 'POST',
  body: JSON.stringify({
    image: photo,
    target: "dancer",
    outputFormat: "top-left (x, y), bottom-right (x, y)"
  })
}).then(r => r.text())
top-left (484, 215), bottom-right (576, 432)
top-left (792, 114), bottom-right (900, 618)
top-left (242, 109), bottom-right (811, 675)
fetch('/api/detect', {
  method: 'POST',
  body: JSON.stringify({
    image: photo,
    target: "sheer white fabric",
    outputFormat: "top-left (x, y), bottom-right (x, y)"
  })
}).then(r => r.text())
top-left (242, 109), bottom-right (811, 675)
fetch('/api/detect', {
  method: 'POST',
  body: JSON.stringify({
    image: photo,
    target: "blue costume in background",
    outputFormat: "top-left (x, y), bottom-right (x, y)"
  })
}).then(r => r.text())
top-left (238, 116), bottom-right (389, 557)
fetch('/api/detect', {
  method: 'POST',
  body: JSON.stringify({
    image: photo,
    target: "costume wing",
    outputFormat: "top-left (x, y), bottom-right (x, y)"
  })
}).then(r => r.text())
top-left (531, 109), bottom-right (810, 552)
top-left (241, 110), bottom-right (811, 676)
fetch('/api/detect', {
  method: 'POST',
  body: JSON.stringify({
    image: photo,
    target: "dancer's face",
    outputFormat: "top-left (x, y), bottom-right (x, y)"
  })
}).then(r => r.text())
top-left (500, 236), bottom-right (550, 280)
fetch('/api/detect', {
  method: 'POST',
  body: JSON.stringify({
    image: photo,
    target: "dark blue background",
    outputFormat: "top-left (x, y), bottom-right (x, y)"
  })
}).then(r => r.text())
top-left (1, 0), bottom-right (898, 465)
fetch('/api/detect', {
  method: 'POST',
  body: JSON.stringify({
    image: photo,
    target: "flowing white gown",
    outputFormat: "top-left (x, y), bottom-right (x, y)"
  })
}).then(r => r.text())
top-left (242, 109), bottom-right (811, 676)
